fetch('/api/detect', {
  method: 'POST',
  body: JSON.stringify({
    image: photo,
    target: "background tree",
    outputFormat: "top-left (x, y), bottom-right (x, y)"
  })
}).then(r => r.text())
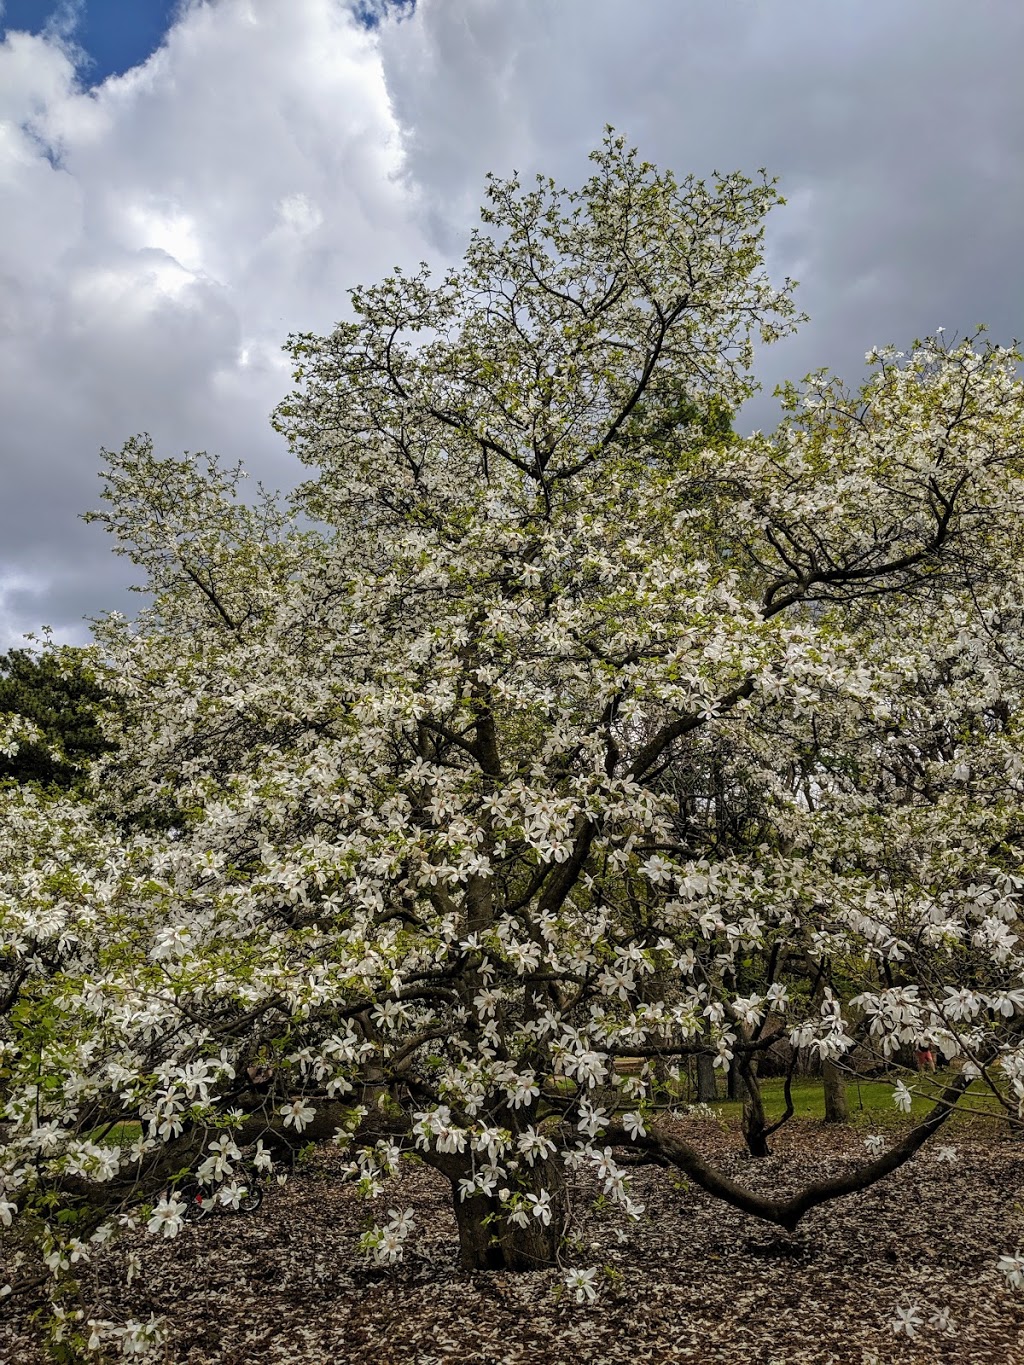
top-left (0, 647), bottom-right (114, 789)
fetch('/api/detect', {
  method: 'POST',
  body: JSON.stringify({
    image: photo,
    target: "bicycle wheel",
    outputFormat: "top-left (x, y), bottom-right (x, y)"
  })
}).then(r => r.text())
top-left (236, 1184), bottom-right (262, 1217)
top-left (235, 1175), bottom-right (263, 1213)
top-left (179, 1182), bottom-right (214, 1222)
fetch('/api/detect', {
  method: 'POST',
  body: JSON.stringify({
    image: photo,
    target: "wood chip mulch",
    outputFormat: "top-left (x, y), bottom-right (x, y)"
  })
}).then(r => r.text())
top-left (3, 1118), bottom-right (1024, 1364)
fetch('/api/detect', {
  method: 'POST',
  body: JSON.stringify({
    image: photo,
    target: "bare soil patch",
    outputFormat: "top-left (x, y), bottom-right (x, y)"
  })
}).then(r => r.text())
top-left (4, 1119), bottom-right (1024, 1364)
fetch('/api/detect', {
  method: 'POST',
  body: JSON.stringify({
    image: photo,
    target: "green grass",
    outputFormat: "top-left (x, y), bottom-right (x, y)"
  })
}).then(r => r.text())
top-left (88, 1121), bottom-right (142, 1147)
top-left (708, 1072), bottom-right (1011, 1133)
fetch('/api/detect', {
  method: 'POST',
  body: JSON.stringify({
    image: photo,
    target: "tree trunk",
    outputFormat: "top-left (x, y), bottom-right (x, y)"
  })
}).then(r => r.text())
top-left (822, 1059), bottom-right (849, 1124)
top-left (739, 1063), bottom-right (770, 1158)
top-left (651, 1054), bottom-right (671, 1103)
top-left (451, 1190), bottom-right (563, 1270)
top-left (447, 1156), bottom-right (568, 1272)
top-left (696, 1052), bottom-right (718, 1103)
top-left (727, 1059), bottom-right (747, 1102)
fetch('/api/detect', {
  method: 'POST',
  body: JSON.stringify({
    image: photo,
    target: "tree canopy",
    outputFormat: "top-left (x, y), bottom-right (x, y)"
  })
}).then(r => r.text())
top-left (4, 133), bottom-right (1024, 1357)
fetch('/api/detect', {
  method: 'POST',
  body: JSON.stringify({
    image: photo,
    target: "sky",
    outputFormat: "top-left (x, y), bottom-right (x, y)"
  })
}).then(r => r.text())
top-left (1, 0), bottom-right (1023, 648)
top-left (0, 1), bottom-right (182, 85)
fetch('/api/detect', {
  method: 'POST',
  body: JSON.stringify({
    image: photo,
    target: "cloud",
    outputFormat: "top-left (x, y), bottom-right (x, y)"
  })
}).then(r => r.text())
top-left (3, 0), bottom-right (1024, 645)
top-left (0, 0), bottom-right (425, 646)
top-left (377, 0), bottom-right (1024, 418)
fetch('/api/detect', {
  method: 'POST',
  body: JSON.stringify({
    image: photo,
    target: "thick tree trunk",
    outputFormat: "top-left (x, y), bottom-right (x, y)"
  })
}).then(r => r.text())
top-left (696, 1052), bottom-right (718, 1103)
top-left (822, 1059), bottom-right (849, 1124)
top-left (451, 1190), bottom-right (563, 1270)
top-left (448, 1158), bottom-right (567, 1271)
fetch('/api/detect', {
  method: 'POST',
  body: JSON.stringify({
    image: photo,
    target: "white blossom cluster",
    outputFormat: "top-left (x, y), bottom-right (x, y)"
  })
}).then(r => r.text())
top-left (4, 137), bottom-right (1024, 1348)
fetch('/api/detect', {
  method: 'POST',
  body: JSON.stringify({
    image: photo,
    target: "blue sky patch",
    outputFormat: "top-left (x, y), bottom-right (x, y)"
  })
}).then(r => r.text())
top-left (351, 0), bottom-right (415, 30)
top-left (0, 0), bottom-right (179, 86)
top-left (1, 0), bottom-right (418, 80)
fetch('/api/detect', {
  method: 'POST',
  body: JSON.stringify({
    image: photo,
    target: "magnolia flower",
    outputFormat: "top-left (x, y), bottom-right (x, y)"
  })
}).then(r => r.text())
top-left (565, 1267), bottom-right (600, 1304)
top-left (864, 1134), bottom-right (886, 1158)
top-left (641, 854), bottom-right (675, 885)
top-left (388, 1207), bottom-right (415, 1237)
top-left (762, 982), bottom-right (789, 1012)
top-left (892, 1081), bottom-right (913, 1113)
top-left (115, 1317), bottom-right (163, 1357)
top-left (577, 1105), bottom-right (609, 1138)
top-left (526, 1191), bottom-right (552, 1225)
top-left (989, 990), bottom-right (1024, 1018)
top-left (127, 1137), bottom-right (153, 1164)
top-left (361, 1208), bottom-right (414, 1264)
top-left (86, 1321), bottom-right (112, 1352)
top-left (506, 1202), bottom-right (531, 1229)
top-left (508, 1076), bottom-right (540, 1108)
top-left (252, 1141), bottom-right (273, 1173)
top-left (621, 1111), bottom-right (646, 1139)
top-left (569, 1051), bottom-right (607, 1088)
top-left (891, 1304), bottom-right (923, 1339)
top-left (590, 1147), bottom-right (619, 1184)
top-left (929, 1306), bottom-right (954, 1332)
top-left (280, 1099), bottom-right (316, 1132)
top-left (517, 1128), bottom-right (556, 1165)
top-left (933, 1144), bottom-right (958, 1164)
top-left (732, 994), bottom-right (764, 1028)
top-left (434, 1124), bottom-right (467, 1155)
top-left (150, 925), bottom-right (193, 962)
top-left (458, 1173), bottom-right (498, 1201)
top-left (218, 1183), bottom-right (252, 1210)
top-left (208, 1134), bottom-right (241, 1161)
top-left (147, 1197), bottom-right (186, 1239)
top-left (998, 1252), bottom-right (1024, 1290)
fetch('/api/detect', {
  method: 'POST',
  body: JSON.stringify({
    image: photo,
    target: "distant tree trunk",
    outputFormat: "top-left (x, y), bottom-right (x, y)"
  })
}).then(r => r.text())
top-left (651, 1055), bottom-right (671, 1103)
top-left (740, 1065), bottom-right (771, 1158)
top-left (696, 1052), bottom-right (718, 1103)
top-left (645, 969), bottom-right (675, 1102)
top-left (727, 1059), bottom-right (747, 1102)
top-left (822, 1059), bottom-right (849, 1124)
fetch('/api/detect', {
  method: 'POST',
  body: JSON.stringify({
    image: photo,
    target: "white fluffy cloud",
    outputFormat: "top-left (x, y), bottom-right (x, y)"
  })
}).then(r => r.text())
top-left (3, 0), bottom-right (1024, 644)
top-left (0, 0), bottom-right (424, 644)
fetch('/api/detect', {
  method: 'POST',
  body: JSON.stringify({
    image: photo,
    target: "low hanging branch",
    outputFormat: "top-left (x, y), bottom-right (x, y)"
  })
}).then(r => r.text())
top-left (605, 1072), bottom-right (974, 1232)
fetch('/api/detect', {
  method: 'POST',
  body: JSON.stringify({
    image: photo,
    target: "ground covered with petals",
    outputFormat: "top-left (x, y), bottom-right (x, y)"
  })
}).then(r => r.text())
top-left (3, 1119), bottom-right (1024, 1364)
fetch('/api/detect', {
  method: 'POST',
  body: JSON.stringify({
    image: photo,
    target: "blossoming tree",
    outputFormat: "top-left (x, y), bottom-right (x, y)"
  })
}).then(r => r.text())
top-left (4, 136), bottom-right (1024, 1348)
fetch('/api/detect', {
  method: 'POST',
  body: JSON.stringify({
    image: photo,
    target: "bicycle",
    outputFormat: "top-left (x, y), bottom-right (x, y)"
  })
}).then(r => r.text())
top-left (174, 1160), bottom-right (266, 1223)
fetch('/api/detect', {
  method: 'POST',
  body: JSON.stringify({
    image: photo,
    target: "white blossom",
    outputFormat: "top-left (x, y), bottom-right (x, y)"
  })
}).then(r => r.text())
top-left (146, 1197), bottom-right (186, 1239)
top-left (564, 1267), bottom-right (600, 1304)
top-left (891, 1304), bottom-right (924, 1339)
top-left (998, 1252), bottom-right (1024, 1291)
top-left (280, 1100), bottom-right (316, 1132)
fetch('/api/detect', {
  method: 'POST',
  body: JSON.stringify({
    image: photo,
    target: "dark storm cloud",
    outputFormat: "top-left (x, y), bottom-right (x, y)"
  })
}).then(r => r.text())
top-left (379, 0), bottom-right (1024, 421)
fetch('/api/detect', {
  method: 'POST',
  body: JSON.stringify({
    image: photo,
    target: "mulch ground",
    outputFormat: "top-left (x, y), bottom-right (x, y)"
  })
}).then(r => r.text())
top-left (3, 1117), bottom-right (1024, 1364)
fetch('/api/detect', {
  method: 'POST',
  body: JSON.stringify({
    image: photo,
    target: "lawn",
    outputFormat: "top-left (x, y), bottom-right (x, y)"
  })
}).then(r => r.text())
top-left (706, 1071), bottom-right (1013, 1133)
